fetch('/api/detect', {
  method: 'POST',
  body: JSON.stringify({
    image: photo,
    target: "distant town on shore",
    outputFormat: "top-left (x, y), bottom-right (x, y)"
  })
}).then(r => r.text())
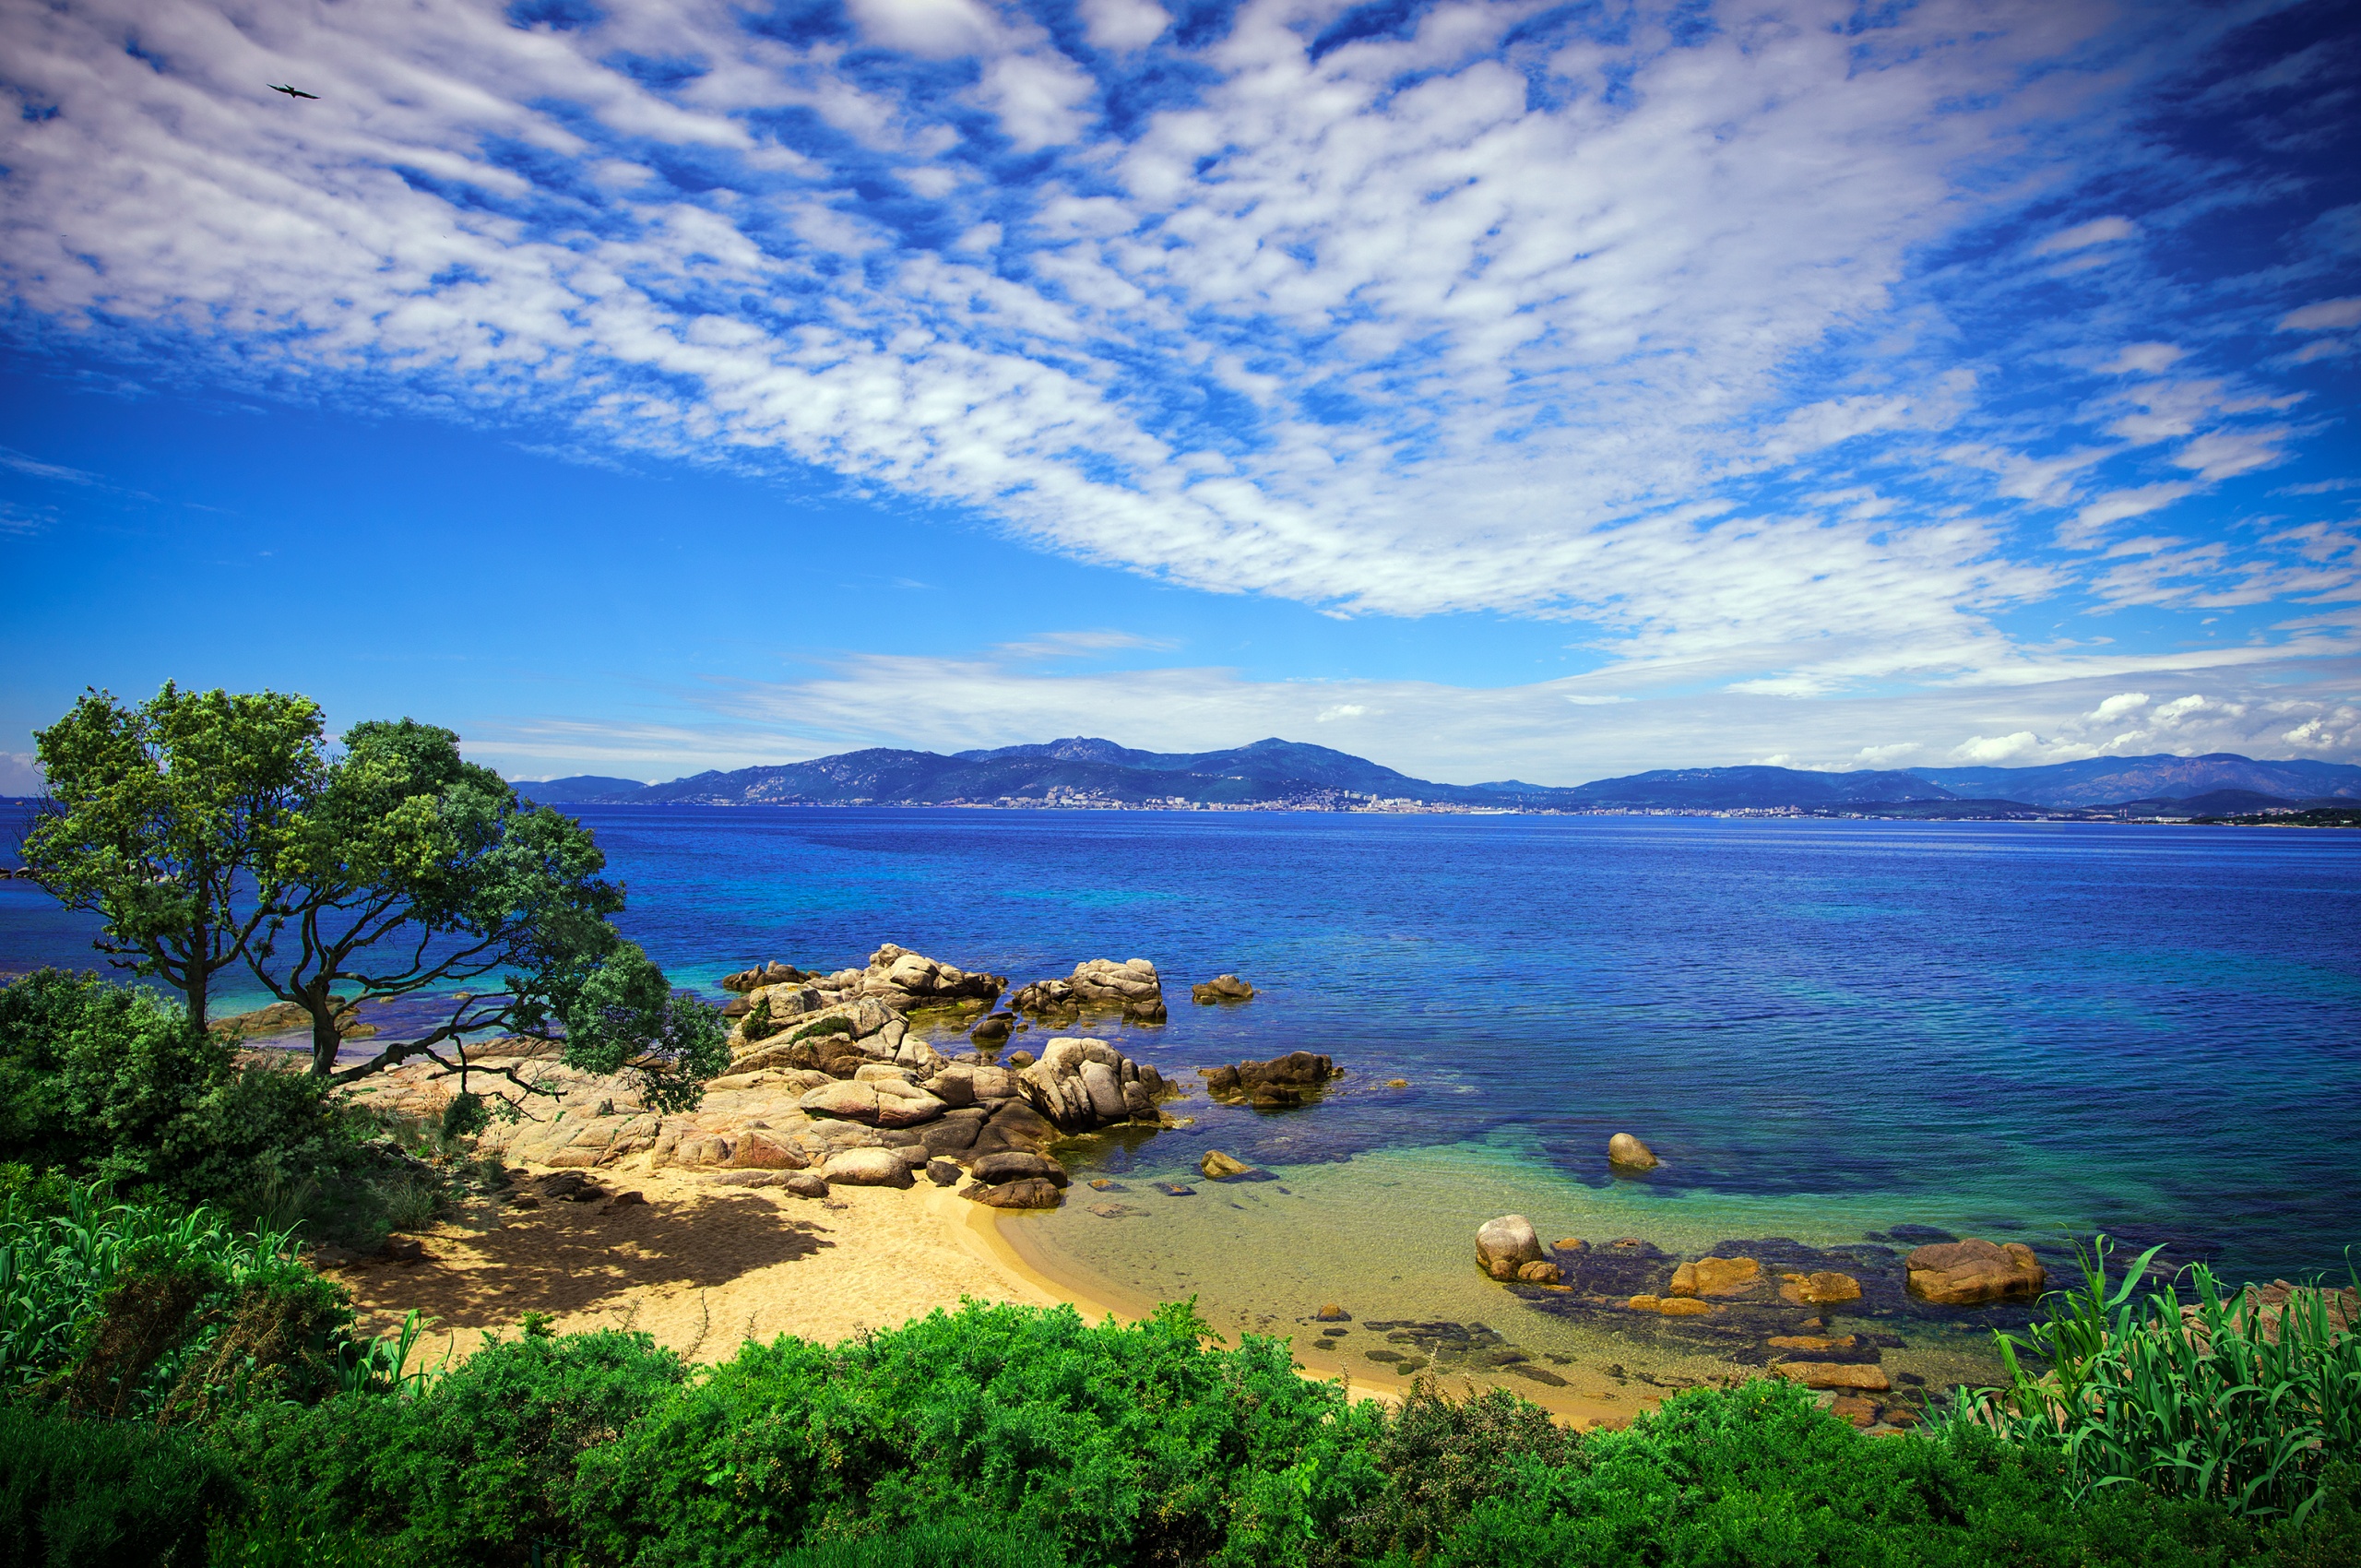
top-left (508, 738), bottom-right (2361, 823)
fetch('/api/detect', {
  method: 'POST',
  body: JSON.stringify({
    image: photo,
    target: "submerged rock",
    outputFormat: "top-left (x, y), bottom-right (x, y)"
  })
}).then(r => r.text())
top-left (1774, 1361), bottom-right (1892, 1393)
top-left (1905, 1240), bottom-right (2046, 1305)
top-left (1200, 1150), bottom-right (1254, 1180)
top-left (1669, 1256), bottom-right (1762, 1298)
top-left (1627, 1295), bottom-right (1714, 1317)
top-left (1780, 1270), bottom-right (1864, 1307)
top-left (1191, 974), bottom-right (1256, 1004)
top-left (963, 1177), bottom-right (1063, 1209)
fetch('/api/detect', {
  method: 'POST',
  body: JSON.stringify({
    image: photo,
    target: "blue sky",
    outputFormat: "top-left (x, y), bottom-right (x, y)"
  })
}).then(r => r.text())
top-left (1, 0), bottom-right (2355, 788)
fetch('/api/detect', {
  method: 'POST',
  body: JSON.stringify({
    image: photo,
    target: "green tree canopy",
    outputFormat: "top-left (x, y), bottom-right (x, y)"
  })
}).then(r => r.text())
top-left (24, 683), bottom-right (324, 1031)
top-left (21, 688), bottom-right (723, 1112)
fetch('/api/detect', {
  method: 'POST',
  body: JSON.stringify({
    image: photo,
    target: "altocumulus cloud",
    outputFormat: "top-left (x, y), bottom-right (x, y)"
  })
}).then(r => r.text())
top-left (2, 0), bottom-right (2357, 700)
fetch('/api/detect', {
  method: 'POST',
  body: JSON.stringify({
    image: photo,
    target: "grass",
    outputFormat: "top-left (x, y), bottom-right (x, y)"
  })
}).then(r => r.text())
top-left (1957, 1236), bottom-right (2361, 1524)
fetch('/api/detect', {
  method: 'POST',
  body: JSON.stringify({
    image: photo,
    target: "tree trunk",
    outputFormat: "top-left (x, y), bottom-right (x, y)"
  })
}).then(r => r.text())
top-left (184, 920), bottom-right (209, 1034)
top-left (308, 982), bottom-right (342, 1076)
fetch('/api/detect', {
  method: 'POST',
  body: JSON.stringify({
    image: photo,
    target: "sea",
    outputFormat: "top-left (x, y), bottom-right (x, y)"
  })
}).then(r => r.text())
top-left (6, 804), bottom-right (2357, 1394)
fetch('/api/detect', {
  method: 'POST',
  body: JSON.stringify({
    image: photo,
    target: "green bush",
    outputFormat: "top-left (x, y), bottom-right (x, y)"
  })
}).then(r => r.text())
top-left (0, 1179), bottom-right (359, 1420)
top-left (0, 1400), bottom-right (246, 1566)
top-left (224, 1328), bottom-right (692, 1564)
top-left (0, 968), bottom-right (433, 1245)
top-left (787, 1015), bottom-right (854, 1043)
top-left (569, 1299), bottom-right (1385, 1568)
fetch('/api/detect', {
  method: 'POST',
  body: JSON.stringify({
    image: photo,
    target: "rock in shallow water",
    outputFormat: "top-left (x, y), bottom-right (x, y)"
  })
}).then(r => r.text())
top-left (1608, 1132), bottom-right (1659, 1171)
top-left (1904, 1239), bottom-right (2046, 1305)
top-left (1774, 1361), bottom-right (1892, 1393)
top-left (1476, 1215), bottom-right (1547, 1280)
top-left (1669, 1256), bottom-right (1762, 1298)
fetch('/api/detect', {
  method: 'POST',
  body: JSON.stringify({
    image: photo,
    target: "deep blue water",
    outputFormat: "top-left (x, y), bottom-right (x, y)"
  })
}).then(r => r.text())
top-left (6, 804), bottom-right (2357, 1279)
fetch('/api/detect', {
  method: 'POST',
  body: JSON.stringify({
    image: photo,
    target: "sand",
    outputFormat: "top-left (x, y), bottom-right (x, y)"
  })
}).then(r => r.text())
top-left (328, 1159), bottom-right (1634, 1425)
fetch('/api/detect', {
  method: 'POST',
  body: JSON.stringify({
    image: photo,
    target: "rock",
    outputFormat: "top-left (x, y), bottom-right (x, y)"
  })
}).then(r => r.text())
top-left (971, 1015), bottom-right (1014, 1043)
top-left (1627, 1295), bottom-right (1715, 1316)
top-left (1904, 1240), bottom-right (2047, 1306)
top-left (963, 1178), bottom-right (1063, 1208)
top-left (1608, 1133), bottom-right (1658, 1171)
top-left (506, 1194), bottom-right (540, 1210)
top-left (1502, 1363), bottom-right (1569, 1387)
top-left (821, 1147), bottom-right (916, 1188)
top-left (1553, 1238), bottom-right (1589, 1254)
top-left (782, 1171), bottom-right (829, 1198)
top-left (1828, 1395), bottom-right (1880, 1428)
top-left (540, 1171), bottom-right (599, 1202)
top-left (1013, 958), bottom-right (1167, 1021)
top-left (970, 1151), bottom-right (1070, 1188)
top-left (1087, 1203), bottom-right (1143, 1218)
top-left (1191, 974), bottom-right (1256, 1004)
top-left (1476, 1215), bottom-right (1546, 1281)
top-left (1315, 1303), bottom-right (1351, 1321)
top-left (1779, 1270), bottom-right (1864, 1307)
top-left (859, 944), bottom-right (1008, 1012)
top-left (380, 1235), bottom-right (426, 1264)
top-left (608, 1191), bottom-right (647, 1208)
top-left (1203, 1051), bottom-right (1340, 1109)
top-left (1768, 1334), bottom-right (1857, 1351)
top-left (210, 994), bottom-right (376, 1040)
top-left (797, 1078), bottom-right (947, 1129)
top-left (706, 1170), bottom-right (809, 1188)
top-left (926, 1158), bottom-right (963, 1186)
top-left (1668, 1256), bottom-right (1762, 1298)
top-left (1008, 1050), bottom-right (1036, 1068)
top-left (1014, 1037), bottom-right (1169, 1133)
top-left (1153, 1182), bottom-right (1196, 1196)
top-left (728, 1133), bottom-right (809, 1170)
top-left (1385, 1078), bottom-right (1409, 1089)
top-left (308, 1243), bottom-right (360, 1270)
top-left (723, 961), bottom-right (810, 992)
top-left (1200, 1150), bottom-right (1254, 1180)
top-left (1774, 1361), bottom-right (1892, 1393)
top-left (1515, 1260), bottom-right (1565, 1285)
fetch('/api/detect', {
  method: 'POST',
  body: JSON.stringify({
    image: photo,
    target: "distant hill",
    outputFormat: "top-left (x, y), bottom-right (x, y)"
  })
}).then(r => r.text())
top-left (504, 743), bottom-right (2361, 814)
top-left (1907, 753), bottom-right (2361, 808)
top-left (512, 776), bottom-right (653, 803)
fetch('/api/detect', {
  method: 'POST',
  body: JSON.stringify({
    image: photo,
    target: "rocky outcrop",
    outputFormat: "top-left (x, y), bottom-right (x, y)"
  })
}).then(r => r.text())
top-left (722, 961), bottom-right (811, 992)
top-left (1627, 1295), bottom-right (1714, 1316)
top-left (1192, 974), bottom-right (1255, 1004)
top-left (1203, 1051), bottom-right (1340, 1109)
top-left (1477, 1215), bottom-right (1546, 1280)
top-left (211, 996), bottom-right (378, 1041)
top-left (730, 947), bottom-right (1003, 1044)
top-left (1014, 1037), bottom-right (1171, 1132)
top-left (963, 1178), bottom-right (1063, 1208)
top-left (1668, 1256), bottom-right (1762, 1298)
top-left (1904, 1240), bottom-right (2047, 1306)
top-left (1608, 1133), bottom-right (1657, 1171)
top-left (1010, 958), bottom-right (1168, 1022)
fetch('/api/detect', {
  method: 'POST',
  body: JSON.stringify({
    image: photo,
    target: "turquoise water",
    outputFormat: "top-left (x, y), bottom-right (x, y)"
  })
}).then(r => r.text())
top-left (6, 805), bottom-right (2356, 1284)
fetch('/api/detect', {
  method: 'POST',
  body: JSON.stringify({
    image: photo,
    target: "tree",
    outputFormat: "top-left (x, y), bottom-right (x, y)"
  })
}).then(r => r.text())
top-left (23, 684), bottom-right (325, 1032)
top-left (23, 689), bottom-right (724, 1112)
top-left (253, 718), bottom-right (725, 1107)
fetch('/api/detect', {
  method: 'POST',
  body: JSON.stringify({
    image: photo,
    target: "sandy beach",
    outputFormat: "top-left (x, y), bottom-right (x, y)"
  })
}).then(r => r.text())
top-left (327, 1156), bottom-right (1633, 1427)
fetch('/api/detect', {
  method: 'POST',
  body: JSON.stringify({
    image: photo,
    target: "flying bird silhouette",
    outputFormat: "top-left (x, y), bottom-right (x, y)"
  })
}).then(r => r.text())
top-left (268, 83), bottom-right (318, 99)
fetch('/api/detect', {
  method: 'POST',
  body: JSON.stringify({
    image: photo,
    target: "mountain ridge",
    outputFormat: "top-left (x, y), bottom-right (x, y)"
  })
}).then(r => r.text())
top-left (510, 742), bottom-right (2361, 813)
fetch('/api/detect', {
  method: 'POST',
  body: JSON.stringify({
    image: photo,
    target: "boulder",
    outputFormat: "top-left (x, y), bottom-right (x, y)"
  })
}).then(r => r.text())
top-left (971, 1014), bottom-right (1014, 1044)
top-left (1191, 974), bottom-right (1256, 1004)
top-left (1768, 1334), bottom-right (1857, 1351)
top-left (1779, 1271), bottom-right (1863, 1307)
top-left (1203, 1051), bottom-right (1340, 1109)
top-left (726, 1133), bottom-right (809, 1171)
top-left (1015, 1037), bottom-right (1168, 1133)
top-left (797, 1078), bottom-right (946, 1129)
top-left (1476, 1215), bottom-right (1546, 1281)
top-left (969, 1151), bottom-right (1070, 1189)
top-left (1668, 1257), bottom-right (1762, 1298)
top-left (782, 1171), bottom-right (829, 1198)
top-left (1515, 1260), bottom-right (1565, 1285)
top-left (722, 961), bottom-right (811, 992)
top-left (1774, 1361), bottom-right (1892, 1393)
top-left (1828, 1395), bottom-right (1880, 1428)
top-left (1200, 1150), bottom-right (1254, 1180)
top-left (963, 1178), bottom-right (1064, 1209)
top-left (821, 1147), bottom-right (916, 1188)
top-left (1314, 1304), bottom-right (1351, 1322)
top-left (1904, 1240), bottom-right (2047, 1306)
top-left (926, 1158), bottom-right (963, 1187)
top-left (1608, 1133), bottom-right (1658, 1171)
top-left (1627, 1295), bottom-right (1714, 1316)
top-left (859, 944), bottom-right (1008, 1012)
top-left (1013, 958), bottom-right (1167, 1021)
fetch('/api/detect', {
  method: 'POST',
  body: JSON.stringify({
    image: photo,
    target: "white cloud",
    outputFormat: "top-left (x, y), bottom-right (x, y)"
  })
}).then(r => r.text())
top-left (2278, 297), bottom-right (2361, 331)
top-left (1952, 731), bottom-right (2047, 763)
top-left (845, 0), bottom-right (1000, 57)
top-left (2035, 215), bottom-right (2137, 255)
top-left (1315, 704), bottom-right (1369, 722)
top-left (1077, 0), bottom-right (1169, 52)
top-left (2090, 691), bottom-right (2149, 721)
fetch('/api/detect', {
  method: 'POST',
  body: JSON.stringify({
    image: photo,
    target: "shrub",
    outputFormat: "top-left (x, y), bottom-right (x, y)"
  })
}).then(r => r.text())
top-left (223, 1328), bottom-right (691, 1565)
top-left (0, 1178), bottom-right (357, 1420)
top-left (788, 1015), bottom-right (853, 1043)
top-left (0, 1399), bottom-right (246, 1566)
top-left (569, 1299), bottom-right (1386, 1567)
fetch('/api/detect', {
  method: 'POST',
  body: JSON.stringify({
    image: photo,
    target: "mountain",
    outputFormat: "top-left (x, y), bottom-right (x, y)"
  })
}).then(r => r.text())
top-left (504, 744), bottom-right (2361, 814)
top-left (1558, 766), bottom-right (1952, 809)
top-left (512, 775), bottom-right (652, 803)
top-left (1907, 754), bottom-right (2361, 808)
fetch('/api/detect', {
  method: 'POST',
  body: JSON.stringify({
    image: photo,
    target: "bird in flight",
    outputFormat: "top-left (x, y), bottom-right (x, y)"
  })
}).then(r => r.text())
top-left (268, 83), bottom-right (318, 99)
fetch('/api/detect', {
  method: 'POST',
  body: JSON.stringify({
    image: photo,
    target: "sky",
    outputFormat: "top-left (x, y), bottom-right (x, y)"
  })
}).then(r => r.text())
top-left (1, 0), bottom-right (2356, 790)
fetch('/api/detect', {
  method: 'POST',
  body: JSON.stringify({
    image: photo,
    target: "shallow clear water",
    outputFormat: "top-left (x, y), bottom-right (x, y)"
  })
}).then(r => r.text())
top-left (7, 803), bottom-right (2356, 1303)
